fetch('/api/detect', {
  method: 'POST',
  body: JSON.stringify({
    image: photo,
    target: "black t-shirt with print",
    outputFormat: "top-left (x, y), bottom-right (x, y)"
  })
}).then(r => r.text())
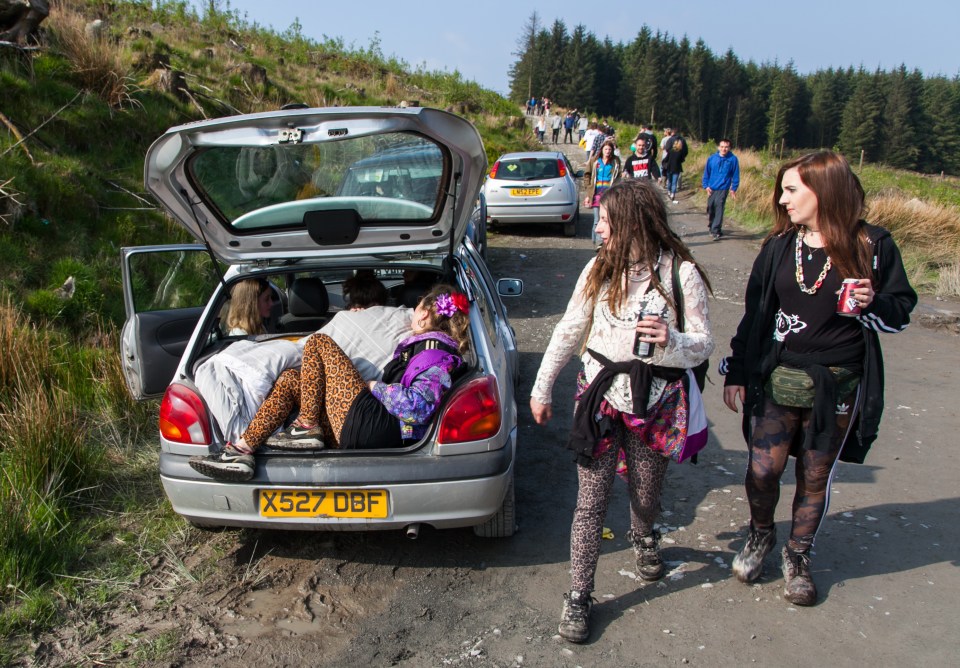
top-left (773, 243), bottom-right (864, 355)
top-left (623, 153), bottom-right (658, 180)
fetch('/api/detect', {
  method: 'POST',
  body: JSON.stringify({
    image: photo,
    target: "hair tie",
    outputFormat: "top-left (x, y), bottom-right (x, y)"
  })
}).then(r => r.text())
top-left (435, 292), bottom-right (469, 317)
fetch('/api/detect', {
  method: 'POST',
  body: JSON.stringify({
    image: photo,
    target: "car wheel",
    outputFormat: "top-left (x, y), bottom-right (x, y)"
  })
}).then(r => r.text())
top-left (472, 476), bottom-right (516, 538)
top-left (187, 519), bottom-right (227, 532)
top-left (563, 209), bottom-right (578, 238)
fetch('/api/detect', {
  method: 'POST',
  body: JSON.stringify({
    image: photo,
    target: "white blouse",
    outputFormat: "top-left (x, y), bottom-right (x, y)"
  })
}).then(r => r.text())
top-left (531, 252), bottom-right (714, 414)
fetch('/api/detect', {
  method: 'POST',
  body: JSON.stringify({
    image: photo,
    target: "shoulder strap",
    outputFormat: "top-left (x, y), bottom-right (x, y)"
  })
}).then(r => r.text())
top-left (671, 255), bottom-right (686, 333)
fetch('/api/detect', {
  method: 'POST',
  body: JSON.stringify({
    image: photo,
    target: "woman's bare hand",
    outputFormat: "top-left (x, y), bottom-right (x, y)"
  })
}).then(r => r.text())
top-left (724, 385), bottom-right (745, 412)
top-left (530, 398), bottom-right (552, 425)
top-left (635, 315), bottom-right (669, 347)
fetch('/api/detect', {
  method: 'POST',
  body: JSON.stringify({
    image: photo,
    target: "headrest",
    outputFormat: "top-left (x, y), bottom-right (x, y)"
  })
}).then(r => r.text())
top-left (398, 281), bottom-right (433, 308)
top-left (287, 277), bottom-right (329, 317)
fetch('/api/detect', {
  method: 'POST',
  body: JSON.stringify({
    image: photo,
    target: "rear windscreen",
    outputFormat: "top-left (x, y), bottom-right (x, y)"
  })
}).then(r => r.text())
top-left (495, 158), bottom-right (562, 181)
top-left (188, 133), bottom-right (447, 230)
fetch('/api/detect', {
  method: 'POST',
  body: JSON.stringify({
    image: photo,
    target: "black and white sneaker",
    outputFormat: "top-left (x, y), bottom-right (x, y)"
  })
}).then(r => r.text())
top-left (559, 590), bottom-right (593, 643)
top-left (268, 420), bottom-right (324, 449)
top-left (189, 446), bottom-right (255, 481)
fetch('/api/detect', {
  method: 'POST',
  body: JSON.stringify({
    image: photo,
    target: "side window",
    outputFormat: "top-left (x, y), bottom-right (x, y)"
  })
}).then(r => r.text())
top-left (461, 257), bottom-right (496, 343)
top-left (128, 249), bottom-right (220, 313)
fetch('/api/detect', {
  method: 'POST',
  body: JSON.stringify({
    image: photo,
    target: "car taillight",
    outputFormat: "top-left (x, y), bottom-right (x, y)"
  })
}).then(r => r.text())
top-left (489, 161), bottom-right (500, 179)
top-left (159, 383), bottom-right (212, 445)
top-left (557, 159), bottom-right (567, 178)
top-left (437, 376), bottom-right (502, 444)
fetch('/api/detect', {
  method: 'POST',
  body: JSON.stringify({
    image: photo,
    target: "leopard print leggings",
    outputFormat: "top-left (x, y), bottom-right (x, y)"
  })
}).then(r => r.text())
top-left (570, 421), bottom-right (670, 593)
top-left (745, 393), bottom-right (856, 552)
top-left (241, 334), bottom-right (366, 449)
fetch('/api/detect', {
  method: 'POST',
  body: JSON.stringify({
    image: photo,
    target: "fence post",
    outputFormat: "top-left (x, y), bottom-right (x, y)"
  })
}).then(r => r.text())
top-left (859, 150), bottom-right (865, 172)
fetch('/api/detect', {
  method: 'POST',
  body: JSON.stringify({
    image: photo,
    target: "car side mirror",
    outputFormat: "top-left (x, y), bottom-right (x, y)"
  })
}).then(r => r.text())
top-left (497, 278), bottom-right (523, 297)
top-left (574, 169), bottom-right (585, 178)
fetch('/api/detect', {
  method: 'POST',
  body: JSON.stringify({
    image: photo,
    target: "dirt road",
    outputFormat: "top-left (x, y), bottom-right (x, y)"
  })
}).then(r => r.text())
top-left (35, 141), bottom-right (960, 666)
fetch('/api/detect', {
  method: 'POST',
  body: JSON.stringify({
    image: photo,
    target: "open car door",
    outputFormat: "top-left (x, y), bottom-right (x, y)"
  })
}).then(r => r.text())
top-left (120, 244), bottom-right (220, 400)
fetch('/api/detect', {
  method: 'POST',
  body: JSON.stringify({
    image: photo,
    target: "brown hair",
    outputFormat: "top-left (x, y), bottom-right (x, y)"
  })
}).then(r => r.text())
top-left (769, 151), bottom-right (872, 280)
top-left (343, 270), bottom-right (388, 309)
top-left (585, 179), bottom-right (711, 318)
top-left (591, 138), bottom-right (620, 172)
top-left (227, 278), bottom-right (270, 335)
top-left (417, 283), bottom-right (471, 353)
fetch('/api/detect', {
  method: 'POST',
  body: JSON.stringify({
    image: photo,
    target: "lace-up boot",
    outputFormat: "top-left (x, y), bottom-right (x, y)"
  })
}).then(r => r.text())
top-left (781, 546), bottom-right (817, 606)
top-left (732, 523), bottom-right (776, 583)
top-left (558, 590), bottom-right (593, 643)
top-left (629, 529), bottom-right (665, 581)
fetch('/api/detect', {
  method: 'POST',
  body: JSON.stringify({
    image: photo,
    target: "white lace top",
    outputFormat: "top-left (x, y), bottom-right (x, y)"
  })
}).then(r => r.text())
top-left (531, 253), bottom-right (714, 414)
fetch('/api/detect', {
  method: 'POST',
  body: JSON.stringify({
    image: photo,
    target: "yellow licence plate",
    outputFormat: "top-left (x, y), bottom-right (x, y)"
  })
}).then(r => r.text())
top-left (510, 187), bottom-right (542, 197)
top-left (259, 489), bottom-right (389, 518)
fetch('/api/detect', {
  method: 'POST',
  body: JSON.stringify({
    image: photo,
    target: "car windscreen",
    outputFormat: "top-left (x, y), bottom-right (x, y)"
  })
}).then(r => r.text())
top-left (187, 133), bottom-right (447, 230)
top-left (494, 157), bottom-right (562, 182)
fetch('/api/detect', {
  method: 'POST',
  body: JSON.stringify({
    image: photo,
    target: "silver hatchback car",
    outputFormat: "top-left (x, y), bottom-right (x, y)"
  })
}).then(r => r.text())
top-left (120, 107), bottom-right (522, 537)
top-left (482, 151), bottom-right (583, 237)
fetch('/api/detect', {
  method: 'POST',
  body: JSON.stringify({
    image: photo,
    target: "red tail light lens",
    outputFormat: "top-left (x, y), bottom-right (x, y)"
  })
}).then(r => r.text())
top-left (557, 159), bottom-right (567, 178)
top-left (489, 161), bottom-right (500, 179)
top-left (437, 376), bottom-right (502, 444)
top-left (159, 383), bottom-right (212, 445)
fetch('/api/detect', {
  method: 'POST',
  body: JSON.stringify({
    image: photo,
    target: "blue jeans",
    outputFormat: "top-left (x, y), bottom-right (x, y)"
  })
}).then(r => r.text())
top-left (591, 206), bottom-right (601, 245)
top-left (667, 172), bottom-right (681, 198)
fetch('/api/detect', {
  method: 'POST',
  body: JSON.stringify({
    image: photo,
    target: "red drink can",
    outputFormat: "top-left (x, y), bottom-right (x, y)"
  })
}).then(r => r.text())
top-left (837, 279), bottom-right (861, 316)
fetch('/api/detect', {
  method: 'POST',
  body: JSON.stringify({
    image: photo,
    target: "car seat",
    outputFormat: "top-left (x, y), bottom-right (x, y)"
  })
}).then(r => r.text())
top-left (279, 277), bottom-right (329, 332)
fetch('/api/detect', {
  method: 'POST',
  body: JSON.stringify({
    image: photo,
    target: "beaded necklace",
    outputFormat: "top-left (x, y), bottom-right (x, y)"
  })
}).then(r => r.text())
top-left (795, 227), bottom-right (832, 294)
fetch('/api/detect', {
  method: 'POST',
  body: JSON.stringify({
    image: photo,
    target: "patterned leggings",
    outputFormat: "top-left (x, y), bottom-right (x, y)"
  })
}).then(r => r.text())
top-left (745, 395), bottom-right (855, 551)
top-left (241, 334), bottom-right (365, 449)
top-left (570, 422), bottom-right (670, 593)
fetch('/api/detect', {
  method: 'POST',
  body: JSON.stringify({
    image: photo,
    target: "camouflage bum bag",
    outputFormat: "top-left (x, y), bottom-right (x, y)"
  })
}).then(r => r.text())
top-left (765, 365), bottom-right (860, 408)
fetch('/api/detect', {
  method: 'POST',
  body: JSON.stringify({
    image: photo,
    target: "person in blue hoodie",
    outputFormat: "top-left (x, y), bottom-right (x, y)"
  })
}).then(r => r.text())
top-left (701, 139), bottom-right (740, 240)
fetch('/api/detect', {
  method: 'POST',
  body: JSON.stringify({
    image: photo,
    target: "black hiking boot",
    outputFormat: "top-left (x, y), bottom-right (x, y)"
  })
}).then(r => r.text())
top-left (781, 546), bottom-right (817, 606)
top-left (558, 590), bottom-right (593, 643)
top-left (629, 529), bottom-right (665, 581)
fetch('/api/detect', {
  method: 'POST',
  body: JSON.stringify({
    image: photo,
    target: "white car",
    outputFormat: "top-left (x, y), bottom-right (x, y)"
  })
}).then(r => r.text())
top-left (120, 106), bottom-right (522, 537)
top-left (482, 151), bottom-right (583, 237)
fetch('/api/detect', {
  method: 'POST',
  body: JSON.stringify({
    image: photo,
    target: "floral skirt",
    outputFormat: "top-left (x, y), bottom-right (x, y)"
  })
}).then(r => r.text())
top-left (575, 370), bottom-right (689, 481)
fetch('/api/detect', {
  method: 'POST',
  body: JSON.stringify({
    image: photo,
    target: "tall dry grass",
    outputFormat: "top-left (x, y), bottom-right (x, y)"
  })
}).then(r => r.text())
top-left (868, 195), bottom-right (960, 295)
top-left (45, 8), bottom-right (137, 108)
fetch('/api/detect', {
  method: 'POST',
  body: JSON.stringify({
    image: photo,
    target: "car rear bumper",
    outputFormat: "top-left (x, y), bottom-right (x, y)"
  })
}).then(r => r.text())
top-left (486, 202), bottom-right (577, 224)
top-left (159, 440), bottom-right (515, 531)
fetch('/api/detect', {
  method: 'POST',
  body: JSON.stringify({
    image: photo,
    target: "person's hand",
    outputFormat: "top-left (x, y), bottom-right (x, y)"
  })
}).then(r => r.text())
top-left (724, 385), bottom-right (745, 412)
top-left (583, 196), bottom-right (591, 208)
top-left (705, 187), bottom-right (713, 195)
top-left (636, 314), bottom-right (669, 347)
top-left (368, 380), bottom-right (378, 391)
top-left (854, 278), bottom-right (875, 308)
top-left (530, 398), bottom-right (552, 425)
top-left (730, 190), bottom-right (737, 200)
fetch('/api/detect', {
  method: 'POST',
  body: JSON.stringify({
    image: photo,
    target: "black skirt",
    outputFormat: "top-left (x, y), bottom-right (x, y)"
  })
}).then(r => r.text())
top-left (339, 389), bottom-right (403, 449)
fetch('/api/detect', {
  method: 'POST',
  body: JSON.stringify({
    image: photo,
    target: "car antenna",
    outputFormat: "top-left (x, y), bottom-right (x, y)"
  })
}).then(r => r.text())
top-left (181, 188), bottom-right (227, 289)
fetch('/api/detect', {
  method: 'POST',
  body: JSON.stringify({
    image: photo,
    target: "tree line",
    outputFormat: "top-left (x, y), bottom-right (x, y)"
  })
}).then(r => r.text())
top-left (508, 15), bottom-right (960, 175)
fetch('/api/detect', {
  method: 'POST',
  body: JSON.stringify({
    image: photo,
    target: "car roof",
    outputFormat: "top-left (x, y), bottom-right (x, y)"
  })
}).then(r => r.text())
top-left (144, 106), bottom-right (487, 265)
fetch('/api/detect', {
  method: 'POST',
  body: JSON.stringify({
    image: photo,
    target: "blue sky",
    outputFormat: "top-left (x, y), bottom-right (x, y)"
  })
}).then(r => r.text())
top-left (207, 0), bottom-right (960, 95)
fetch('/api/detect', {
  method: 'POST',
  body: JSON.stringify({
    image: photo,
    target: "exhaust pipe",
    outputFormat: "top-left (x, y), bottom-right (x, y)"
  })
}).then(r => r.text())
top-left (405, 523), bottom-right (421, 540)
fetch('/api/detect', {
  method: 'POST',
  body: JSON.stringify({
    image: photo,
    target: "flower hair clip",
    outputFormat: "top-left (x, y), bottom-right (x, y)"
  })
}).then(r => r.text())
top-left (435, 292), bottom-right (469, 317)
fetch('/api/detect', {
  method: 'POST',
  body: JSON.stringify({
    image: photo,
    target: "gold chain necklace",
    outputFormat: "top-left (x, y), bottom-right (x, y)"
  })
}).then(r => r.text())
top-left (795, 228), bottom-right (831, 294)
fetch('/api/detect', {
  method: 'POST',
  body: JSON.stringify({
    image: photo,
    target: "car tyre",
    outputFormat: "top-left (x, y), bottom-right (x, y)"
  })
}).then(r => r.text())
top-left (473, 477), bottom-right (516, 538)
top-left (188, 519), bottom-right (227, 532)
top-left (563, 209), bottom-right (578, 238)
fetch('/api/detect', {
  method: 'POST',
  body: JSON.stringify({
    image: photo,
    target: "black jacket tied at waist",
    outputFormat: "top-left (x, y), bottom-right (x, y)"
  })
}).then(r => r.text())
top-left (756, 341), bottom-right (864, 452)
top-left (568, 348), bottom-right (686, 465)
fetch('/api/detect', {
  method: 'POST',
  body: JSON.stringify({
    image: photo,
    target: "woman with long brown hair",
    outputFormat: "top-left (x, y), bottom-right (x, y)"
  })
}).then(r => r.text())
top-left (531, 178), bottom-right (714, 642)
top-left (722, 151), bottom-right (917, 606)
top-left (584, 138), bottom-right (621, 247)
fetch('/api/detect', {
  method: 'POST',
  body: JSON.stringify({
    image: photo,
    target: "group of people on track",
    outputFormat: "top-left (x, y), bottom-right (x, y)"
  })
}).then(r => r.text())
top-left (531, 150), bottom-right (917, 643)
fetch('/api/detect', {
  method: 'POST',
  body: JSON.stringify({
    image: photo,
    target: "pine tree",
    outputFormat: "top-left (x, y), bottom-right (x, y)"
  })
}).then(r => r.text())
top-left (882, 65), bottom-right (924, 169)
top-left (921, 76), bottom-right (960, 174)
top-left (559, 25), bottom-right (596, 112)
top-left (766, 63), bottom-right (800, 151)
top-left (838, 69), bottom-right (886, 163)
top-left (507, 12), bottom-right (541, 103)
